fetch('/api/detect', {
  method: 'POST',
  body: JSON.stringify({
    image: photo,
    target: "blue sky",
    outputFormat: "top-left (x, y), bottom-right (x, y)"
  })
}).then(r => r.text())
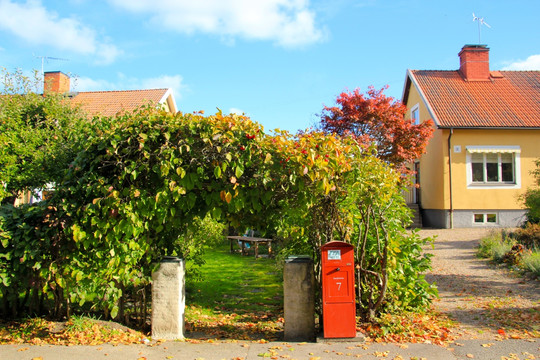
top-left (1, 0), bottom-right (539, 132)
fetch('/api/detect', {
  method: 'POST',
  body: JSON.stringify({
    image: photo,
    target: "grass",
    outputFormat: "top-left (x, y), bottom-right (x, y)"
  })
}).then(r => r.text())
top-left (477, 230), bottom-right (513, 260)
top-left (184, 239), bottom-right (284, 340)
top-left (477, 229), bottom-right (540, 277)
top-left (522, 251), bottom-right (540, 276)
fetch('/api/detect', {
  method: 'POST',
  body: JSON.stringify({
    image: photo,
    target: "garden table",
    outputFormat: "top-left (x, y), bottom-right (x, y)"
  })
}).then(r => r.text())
top-left (226, 236), bottom-right (273, 258)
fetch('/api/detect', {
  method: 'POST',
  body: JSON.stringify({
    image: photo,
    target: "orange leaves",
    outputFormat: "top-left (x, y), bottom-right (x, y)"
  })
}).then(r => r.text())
top-left (220, 190), bottom-right (233, 204)
top-left (0, 317), bottom-right (145, 346)
top-left (358, 312), bottom-right (456, 345)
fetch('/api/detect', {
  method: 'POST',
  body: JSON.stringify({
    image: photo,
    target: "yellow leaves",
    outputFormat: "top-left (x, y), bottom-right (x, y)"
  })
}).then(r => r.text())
top-left (220, 190), bottom-right (233, 204)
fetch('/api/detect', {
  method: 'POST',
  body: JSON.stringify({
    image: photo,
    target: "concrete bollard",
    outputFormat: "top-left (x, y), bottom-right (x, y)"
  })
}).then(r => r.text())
top-left (283, 256), bottom-right (315, 342)
top-left (151, 256), bottom-right (185, 340)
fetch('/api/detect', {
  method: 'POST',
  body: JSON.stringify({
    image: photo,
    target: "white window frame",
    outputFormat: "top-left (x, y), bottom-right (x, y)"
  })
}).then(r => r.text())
top-left (473, 213), bottom-right (498, 225)
top-left (466, 146), bottom-right (521, 189)
top-left (410, 104), bottom-right (420, 125)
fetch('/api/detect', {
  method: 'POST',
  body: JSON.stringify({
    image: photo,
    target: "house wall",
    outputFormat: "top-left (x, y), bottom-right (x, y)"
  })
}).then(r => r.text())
top-left (404, 83), bottom-right (446, 210)
top-left (449, 129), bottom-right (538, 209)
top-left (405, 80), bottom-right (538, 228)
top-left (422, 128), bottom-right (538, 228)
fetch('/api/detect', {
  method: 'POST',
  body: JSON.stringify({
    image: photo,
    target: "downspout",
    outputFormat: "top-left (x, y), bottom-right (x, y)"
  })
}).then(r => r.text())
top-left (447, 128), bottom-right (454, 229)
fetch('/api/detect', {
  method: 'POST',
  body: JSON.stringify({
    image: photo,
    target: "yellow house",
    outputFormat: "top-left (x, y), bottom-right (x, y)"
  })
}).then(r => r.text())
top-left (402, 45), bottom-right (540, 228)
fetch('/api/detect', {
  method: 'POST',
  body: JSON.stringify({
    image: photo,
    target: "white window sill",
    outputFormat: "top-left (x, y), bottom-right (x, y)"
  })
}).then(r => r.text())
top-left (467, 183), bottom-right (520, 190)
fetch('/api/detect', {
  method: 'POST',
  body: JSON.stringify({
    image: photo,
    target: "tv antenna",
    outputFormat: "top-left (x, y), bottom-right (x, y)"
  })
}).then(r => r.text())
top-left (33, 55), bottom-right (70, 77)
top-left (472, 13), bottom-right (491, 44)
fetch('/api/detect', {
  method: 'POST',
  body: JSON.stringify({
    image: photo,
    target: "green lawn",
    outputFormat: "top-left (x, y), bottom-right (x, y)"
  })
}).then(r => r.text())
top-left (184, 240), bottom-right (284, 340)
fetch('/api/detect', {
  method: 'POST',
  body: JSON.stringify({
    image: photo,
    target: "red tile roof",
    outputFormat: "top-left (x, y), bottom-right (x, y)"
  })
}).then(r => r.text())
top-left (408, 70), bottom-right (540, 128)
top-left (71, 89), bottom-right (170, 117)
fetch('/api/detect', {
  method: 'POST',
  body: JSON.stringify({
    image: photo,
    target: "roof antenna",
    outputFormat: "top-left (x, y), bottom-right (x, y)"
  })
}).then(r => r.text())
top-left (33, 55), bottom-right (70, 78)
top-left (472, 13), bottom-right (491, 44)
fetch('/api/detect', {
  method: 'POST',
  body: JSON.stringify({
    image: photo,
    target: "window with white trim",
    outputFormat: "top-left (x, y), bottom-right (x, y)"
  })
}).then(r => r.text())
top-left (411, 104), bottom-right (420, 125)
top-left (473, 213), bottom-right (497, 225)
top-left (466, 146), bottom-right (521, 188)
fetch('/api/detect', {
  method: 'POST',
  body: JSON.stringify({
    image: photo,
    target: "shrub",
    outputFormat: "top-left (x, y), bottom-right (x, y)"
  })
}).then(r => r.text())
top-left (522, 251), bottom-right (540, 277)
top-left (477, 231), bottom-right (506, 258)
top-left (521, 158), bottom-right (540, 224)
top-left (512, 223), bottom-right (540, 249)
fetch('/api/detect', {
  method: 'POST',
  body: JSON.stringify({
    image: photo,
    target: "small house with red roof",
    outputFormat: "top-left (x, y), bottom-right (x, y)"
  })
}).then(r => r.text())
top-left (44, 71), bottom-right (177, 116)
top-left (402, 45), bottom-right (540, 228)
top-left (16, 71), bottom-right (178, 205)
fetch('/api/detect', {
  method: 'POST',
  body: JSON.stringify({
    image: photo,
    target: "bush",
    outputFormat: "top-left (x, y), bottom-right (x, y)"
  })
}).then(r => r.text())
top-left (477, 231), bottom-right (510, 258)
top-left (477, 229), bottom-right (540, 277)
top-left (522, 252), bottom-right (540, 277)
top-left (512, 223), bottom-right (540, 249)
top-left (521, 159), bottom-right (540, 223)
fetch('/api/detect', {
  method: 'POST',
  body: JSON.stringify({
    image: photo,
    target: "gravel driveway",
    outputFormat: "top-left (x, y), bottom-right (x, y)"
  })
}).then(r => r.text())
top-left (419, 228), bottom-right (540, 340)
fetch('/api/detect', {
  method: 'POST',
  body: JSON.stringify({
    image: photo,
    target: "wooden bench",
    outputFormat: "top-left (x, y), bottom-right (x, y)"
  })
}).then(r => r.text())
top-left (227, 236), bottom-right (273, 258)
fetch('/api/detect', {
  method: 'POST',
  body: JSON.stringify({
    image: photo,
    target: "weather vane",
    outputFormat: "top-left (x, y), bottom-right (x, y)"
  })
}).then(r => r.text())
top-left (472, 13), bottom-right (491, 44)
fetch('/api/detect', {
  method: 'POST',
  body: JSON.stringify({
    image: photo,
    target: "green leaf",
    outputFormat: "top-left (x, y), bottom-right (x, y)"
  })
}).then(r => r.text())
top-left (235, 164), bottom-right (244, 178)
top-left (214, 166), bottom-right (222, 179)
top-left (110, 305), bottom-right (119, 319)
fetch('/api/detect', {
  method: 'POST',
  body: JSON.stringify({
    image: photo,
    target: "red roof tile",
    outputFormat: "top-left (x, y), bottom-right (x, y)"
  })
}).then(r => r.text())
top-left (409, 70), bottom-right (540, 128)
top-left (71, 89), bottom-right (169, 117)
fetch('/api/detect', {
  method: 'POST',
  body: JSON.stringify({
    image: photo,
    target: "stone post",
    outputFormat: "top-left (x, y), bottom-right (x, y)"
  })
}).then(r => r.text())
top-left (151, 256), bottom-right (185, 340)
top-left (283, 256), bottom-right (315, 342)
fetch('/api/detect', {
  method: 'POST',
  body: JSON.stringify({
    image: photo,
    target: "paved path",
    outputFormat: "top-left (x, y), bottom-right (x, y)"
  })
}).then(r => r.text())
top-left (0, 338), bottom-right (538, 359)
top-left (420, 228), bottom-right (540, 340)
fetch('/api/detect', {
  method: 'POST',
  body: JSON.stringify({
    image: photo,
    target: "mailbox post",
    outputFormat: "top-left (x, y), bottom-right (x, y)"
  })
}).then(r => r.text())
top-left (320, 241), bottom-right (356, 338)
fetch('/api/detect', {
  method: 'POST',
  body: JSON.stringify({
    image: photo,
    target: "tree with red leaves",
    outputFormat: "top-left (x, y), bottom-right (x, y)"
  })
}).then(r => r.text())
top-left (319, 86), bottom-right (434, 172)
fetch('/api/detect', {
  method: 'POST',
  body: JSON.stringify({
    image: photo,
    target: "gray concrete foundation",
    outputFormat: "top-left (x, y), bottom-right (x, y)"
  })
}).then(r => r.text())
top-left (151, 257), bottom-right (185, 340)
top-left (422, 208), bottom-right (527, 228)
top-left (283, 256), bottom-right (315, 342)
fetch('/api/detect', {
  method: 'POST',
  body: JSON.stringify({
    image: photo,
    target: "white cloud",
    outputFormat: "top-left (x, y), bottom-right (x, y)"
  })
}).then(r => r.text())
top-left (73, 73), bottom-right (185, 99)
top-left (229, 108), bottom-right (245, 115)
top-left (0, 0), bottom-right (121, 64)
top-left (108, 0), bottom-right (326, 47)
top-left (502, 54), bottom-right (540, 70)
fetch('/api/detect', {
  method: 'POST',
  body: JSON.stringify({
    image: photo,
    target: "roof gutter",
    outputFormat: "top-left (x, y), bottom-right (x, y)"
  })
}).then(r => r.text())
top-left (438, 126), bottom-right (540, 130)
top-left (447, 128), bottom-right (454, 229)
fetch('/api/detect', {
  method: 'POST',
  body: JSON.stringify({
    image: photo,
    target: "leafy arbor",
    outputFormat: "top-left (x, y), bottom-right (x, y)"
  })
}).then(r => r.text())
top-left (1, 100), bottom-right (435, 323)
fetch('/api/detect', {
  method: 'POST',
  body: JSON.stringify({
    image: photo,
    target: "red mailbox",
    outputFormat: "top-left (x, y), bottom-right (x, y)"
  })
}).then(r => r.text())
top-left (321, 241), bottom-right (356, 338)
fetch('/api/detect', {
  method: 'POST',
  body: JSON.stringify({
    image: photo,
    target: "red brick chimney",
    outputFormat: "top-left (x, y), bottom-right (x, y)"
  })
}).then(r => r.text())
top-left (458, 45), bottom-right (490, 81)
top-left (44, 71), bottom-right (70, 94)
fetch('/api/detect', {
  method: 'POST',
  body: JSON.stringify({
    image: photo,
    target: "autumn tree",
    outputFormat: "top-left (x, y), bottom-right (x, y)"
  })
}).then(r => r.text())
top-left (318, 86), bottom-right (434, 171)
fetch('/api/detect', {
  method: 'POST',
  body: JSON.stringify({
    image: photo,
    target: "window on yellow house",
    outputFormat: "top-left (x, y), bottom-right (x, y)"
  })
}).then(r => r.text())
top-left (467, 146), bottom-right (520, 188)
top-left (411, 104), bottom-right (420, 125)
top-left (471, 152), bottom-right (515, 183)
top-left (474, 213), bottom-right (497, 224)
